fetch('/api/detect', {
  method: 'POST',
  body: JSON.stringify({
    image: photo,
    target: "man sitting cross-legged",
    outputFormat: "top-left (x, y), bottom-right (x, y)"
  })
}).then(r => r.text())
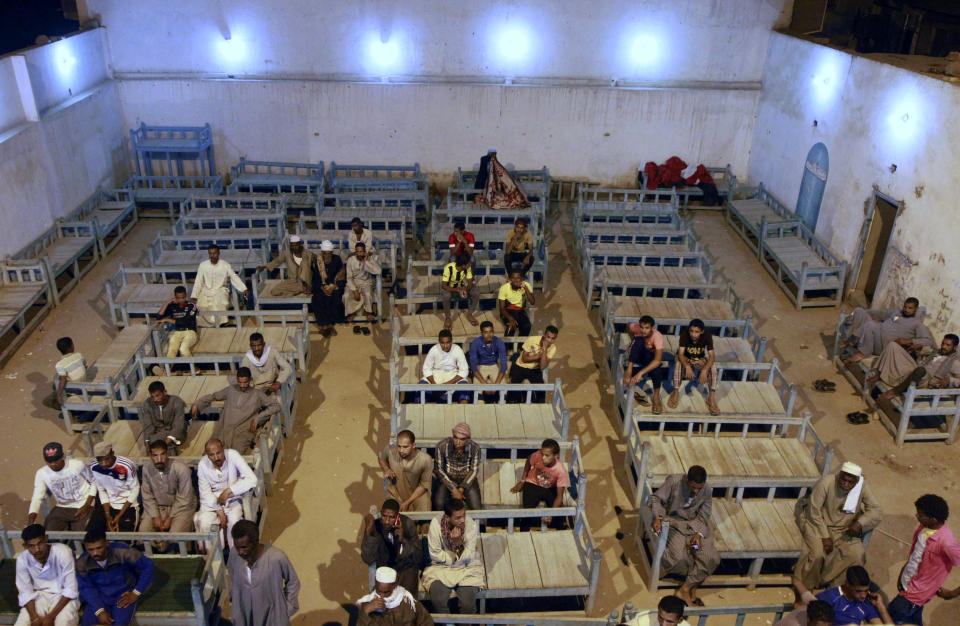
top-left (840, 297), bottom-right (934, 363)
top-left (510, 438), bottom-right (569, 529)
top-left (668, 318), bottom-right (719, 415)
top-left (648, 465), bottom-right (719, 606)
top-left (419, 329), bottom-right (470, 404)
top-left (440, 254), bottom-right (480, 330)
top-left (793, 462), bottom-right (883, 592)
top-left (865, 334), bottom-right (960, 424)
top-left (256, 235), bottom-right (315, 297)
top-left (361, 499), bottom-right (423, 592)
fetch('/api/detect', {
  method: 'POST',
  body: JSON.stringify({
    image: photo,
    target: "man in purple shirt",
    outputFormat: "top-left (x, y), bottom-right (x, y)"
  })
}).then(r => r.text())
top-left (469, 321), bottom-right (507, 400)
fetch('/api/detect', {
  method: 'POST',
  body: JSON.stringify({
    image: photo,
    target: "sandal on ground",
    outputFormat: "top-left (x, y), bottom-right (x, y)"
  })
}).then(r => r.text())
top-left (691, 598), bottom-right (705, 607)
top-left (633, 392), bottom-right (650, 406)
top-left (360, 326), bottom-right (371, 335)
top-left (353, 326), bottom-right (362, 335)
top-left (814, 379), bottom-right (836, 392)
top-left (845, 411), bottom-right (869, 425)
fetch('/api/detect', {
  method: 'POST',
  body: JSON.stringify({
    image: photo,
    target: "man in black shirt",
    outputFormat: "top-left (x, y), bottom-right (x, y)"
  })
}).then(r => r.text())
top-left (157, 286), bottom-right (199, 357)
top-left (668, 318), bottom-right (720, 415)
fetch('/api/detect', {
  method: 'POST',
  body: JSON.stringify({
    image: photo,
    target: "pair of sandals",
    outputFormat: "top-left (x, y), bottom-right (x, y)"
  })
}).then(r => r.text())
top-left (352, 325), bottom-right (371, 335)
top-left (813, 379), bottom-right (836, 392)
top-left (846, 411), bottom-right (869, 425)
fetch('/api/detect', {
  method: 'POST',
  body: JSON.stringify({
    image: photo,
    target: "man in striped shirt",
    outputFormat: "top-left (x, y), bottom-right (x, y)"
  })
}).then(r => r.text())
top-left (90, 442), bottom-right (140, 532)
top-left (432, 423), bottom-right (481, 510)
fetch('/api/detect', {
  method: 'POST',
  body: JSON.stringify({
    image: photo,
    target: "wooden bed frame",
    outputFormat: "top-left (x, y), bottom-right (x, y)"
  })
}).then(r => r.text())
top-left (321, 190), bottom-right (426, 230)
top-left (0, 260), bottom-right (54, 365)
top-left (328, 162), bottom-right (426, 192)
top-left (252, 263), bottom-right (385, 322)
top-left (438, 187), bottom-right (546, 230)
top-left (227, 158), bottom-right (324, 210)
top-left (639, 163), bottom-right (737, 210)
top-left (759, 219), bottom-right (847, 309)
top-left (599, 283), bottom-right (745, 335)
top-left (11, 219), bottom-right (99, 305)
top-left (585, 251), bottom-right (714, 307)
top-left (294, 219), bottom-right (404, 285)
top-left (69, 188), bottom-right (139, 256)
top-left (123, 176), bottom-right (224, 220)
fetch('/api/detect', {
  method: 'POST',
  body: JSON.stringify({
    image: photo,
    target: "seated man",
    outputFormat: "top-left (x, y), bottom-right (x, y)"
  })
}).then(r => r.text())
top-left (156, 286), bottom-right (198, 357)
top-left (140, 380), bottom-right (187, 455)
top-left (361, 499), bottom-right (423, 592)
top-left (191, 244), bottom-right (249, 328)
top-left (422, 500), bottom-right (484, 615)
top-left (53, 336), bottom-right (86, 410)
top-left (774, 600), bottom-right (835, 626)
top-left (242, 332), bottom-right (294, 396)
top-left (440, 255), bottom-right (480, 329)
top-left (90, 442), bottom-right (140, 533)
top-left (668, 318), bottom-right (719, 415)
top-left (498, 269), bottom-right (535, 337)
top-left (419, 329), bottom-right (470, 404)
top-left (508, 325), bottom-right (558, 403)
top-left (28, 442), bottom-right (97, 531)
top-left (469, 321), bottom-right (507, 400)
top-left (633, 595), bottom-right (692, 626)
top-left (448, 221), bottom-right (475, 263)
top-left (503, 217), bottom-right (533, 274)
top-left (15, 524), bottom-right (80, 626)
top-left (624, 316), bottom-right (670, 415)
top-left (510, 438), bottom-right (569, 529)
top-left (378, 430), bottom-right (433, 512)
top-left (344, 242), bottom-right (382, 329)
top-left (139, 439), bottom-right (197, 552)
top-left (866, 333), bottom-right (960, 408)
top-left (349, 217), bottom-right (375, 256)
top-left (256, 234), bottom-right (315, 297)
top-left (840, 297), bottom-right (934, 362)
top-left (191, 367), bottom-right (281, 452)
top-left (812, 566), bottom-right (892, 625)
top-left (194, 438), bottom-right (258, 548)
top-left (794, 462), bottom-right (883, 591)
top-left (357, 566), bottom-right (433, 626)
top-left (648, 465), bottom-right (719, 606)
top-left (432, 423), bottom-right (482, 510)
top-left (75, 527), bottom-right (155, 626)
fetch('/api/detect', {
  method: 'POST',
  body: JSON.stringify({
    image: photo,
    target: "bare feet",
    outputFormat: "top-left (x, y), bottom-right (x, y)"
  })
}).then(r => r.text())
top-left (667, 390), bottom-right (680, 409)
top-left (465, 312), bottom-right (479, 326)
top-left (708, 399), bottom-right (720, 415)
top-left (443, 316), bottom-right (453, 330)
top-left (878, 389), bottom-right (898, 401)
top-left (651, 393), bottom-right (663, 415)
top-left (674, 585), bottom-right (696, 605)
top-left (845, 352), bottom-right (867, 363)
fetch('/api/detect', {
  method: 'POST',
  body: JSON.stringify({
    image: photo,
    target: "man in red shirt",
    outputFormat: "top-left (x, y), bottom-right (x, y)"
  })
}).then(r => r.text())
top-left (889, 493), bottom-right (960, 624)
top-left (511, 438), bottom-right (569, 529)
top-left (448, 221), bottom-right (475, 263)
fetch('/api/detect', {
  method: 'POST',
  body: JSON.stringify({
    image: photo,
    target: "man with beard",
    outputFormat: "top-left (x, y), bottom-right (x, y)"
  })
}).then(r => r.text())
top-left (257, 235), bottom-right (315, 297)
top-left (139, 439), bottom-right (196, 552)
top-left (793, 462), bottom-right (883, 591)
top-left (840, 297), bottom-right (934, 363)
top-left (361, 499), bottom-right (423, 592)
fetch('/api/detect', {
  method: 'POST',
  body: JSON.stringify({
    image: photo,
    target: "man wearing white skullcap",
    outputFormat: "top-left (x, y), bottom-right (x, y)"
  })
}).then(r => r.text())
top-left (356, 566), bottom-right (433, 625)
top-left (256, 235), bottom-right (316, 298)
top-left (793, 460), bottom-right (883, 591)
top-left (311, 240), bottom-right (346, 336)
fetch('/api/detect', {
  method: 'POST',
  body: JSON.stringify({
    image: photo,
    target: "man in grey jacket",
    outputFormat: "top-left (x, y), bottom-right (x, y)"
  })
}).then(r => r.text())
top-left (139, 439), bottom-right (197, 551)
top-left (139, 381), bottom-right (187, 455)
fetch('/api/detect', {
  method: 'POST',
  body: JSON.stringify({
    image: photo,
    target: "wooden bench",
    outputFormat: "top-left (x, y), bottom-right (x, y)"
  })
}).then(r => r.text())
top-left (624, 412), bottom-right (832, 507)
top-left (759, 219), bottom-right (846, 309)
top-left (252, 262), bottom-right (385, 322)
top-left (0, 261), bottom-right (54, 365)
top-left (401, 506), bottom-right (600, 613)
top-left (725, 183), bottom-right (795, 256)
top-left (155, 308), bottom-right (309, 372)
top-left (67, 188), bottom-right (140, 257)
top-left (391, 306), bottom-right (534, 354)
top-left (575, 187), bottom-right (680, 226)
top-left (573, 223), bottom-right (692, 247)
top-left (437, 188), bottom-right (546, 230)
top-left (456, 165), bottom-right (551, 209)
top-left (11, 220), bottom-right (99, 305)
top-left (398, 257), bottom-right (544, 315)
top-left (585, 252), bottom-right (714, 307)
top-left (123, 176), bottom-right (224, 221)
top-left (0, 529), bottom-right (226, 626)
top-left (599, 284), bottom-right (745, 335)
top-left (172, 210), bottom-right (286, 245)
top-left (147, 237), bottom-right (267, 273)
top-left (429, 603), bottom-right (795, 625)
top-left (300, 207), bottom-right (408, 245)
top-left (614, 358), bottom-right (797, 436)
top-left (603, 317), bottom-right (766, 380)
top-left (328, 162), bottom-right (426, 192)
top-left (294, 220), bottom-right (404, 286)
top-left (227, 158), bottom-right (325, 210)
top-left (580, 240), bottom-right (700, 277)
top-left (639, 163), bottom-right (737, 210)
top-left (429, 219), bottom-right (542, 258)
top-left (59, 324), bottom-right (154, 432)
top-left (105, 265), bottom-right (245, 327)
top-left (321, 190), bottom-right (426, 232)
top-left (832, 311), bottom-right (960, 446)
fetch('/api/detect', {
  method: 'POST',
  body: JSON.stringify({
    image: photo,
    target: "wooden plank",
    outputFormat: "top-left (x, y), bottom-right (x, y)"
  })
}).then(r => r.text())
top-left (531, 531), bottom-right (589, 588)
top-left (757, 501), bottom-right (800, 551)
top-left (398, 406), bottom-right (423, 435)
top-left (711, 500), bottom-right (742, 552)
top-left (182, 420), bottom-right (218, 457)
top-left (443, 404), bottom-right (465, 435)
top-left (716, 499), bottom-right (756, 553)
top-left (499, 462), bottom-right (523, 506)
top-left (773, 439), bottom-right (820, 479)
top-left (103, 420), bottom-right (145, 458)
top-left (520, 404), bottom-right (549, 439)
top-left (420, 407), bottom-right (448, 440)
top-left (482, 462), bottom-right (503, 506)
top-left (506, 532), bottom-right (546, 589)
top-left (644, 437), bottom-right (684, 477)
top-left (462, 405), bottom-right (496, 439)
top-left (495, 405), bottom-right (526, 439)
top-left (752, 438), bottom-right (792, 478)
top-left (481, 533), bottom-right (516, 590)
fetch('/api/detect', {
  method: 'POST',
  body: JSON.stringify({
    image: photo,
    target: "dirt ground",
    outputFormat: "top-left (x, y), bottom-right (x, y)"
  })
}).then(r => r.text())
top-left (2, 205), bottom-right (959, 624)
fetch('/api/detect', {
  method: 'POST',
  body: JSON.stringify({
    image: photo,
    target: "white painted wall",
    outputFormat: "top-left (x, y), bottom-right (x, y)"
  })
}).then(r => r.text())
top-left (750, 33), bottom-right (960, 333)
top-left (85, 0), bottom-right (785, 83)
top-left (23, 29), bottom-right (111, 113)
top-left (116, 79), bottom-right (757, 184)
top-left (0, 58), bottom-right (26, 134)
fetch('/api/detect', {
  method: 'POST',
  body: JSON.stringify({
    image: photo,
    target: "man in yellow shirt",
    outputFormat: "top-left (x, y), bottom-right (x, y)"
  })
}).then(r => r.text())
top-left (503, 217), bottom-right (534, 274)
top-left (497, 270), bottom-right (535, 336)
top-left (441, 255), bottom-right (479, 329)
top-left (509, 325), bottom-right (557, 402)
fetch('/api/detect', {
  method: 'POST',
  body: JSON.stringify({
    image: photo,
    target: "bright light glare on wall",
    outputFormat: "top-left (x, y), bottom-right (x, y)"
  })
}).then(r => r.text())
top-left (496, 23), bottom-right (532, 64)
top-left (629, 34), bottom-right (660, 67)
top-left (54, 42), bottom-right (77, 77)
top-left (213, 27), bottom-right (250, 72)
top-left (808, 49), bottom-right (848, 112)
top-left (879, 82), bottom-right (933, 161)
top-left (364, 32), bottom-right (402, 74)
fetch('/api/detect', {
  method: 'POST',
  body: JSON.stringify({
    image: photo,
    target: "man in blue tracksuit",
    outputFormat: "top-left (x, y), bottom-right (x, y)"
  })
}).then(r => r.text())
top-left (75, 527), bottom-right (154, 625)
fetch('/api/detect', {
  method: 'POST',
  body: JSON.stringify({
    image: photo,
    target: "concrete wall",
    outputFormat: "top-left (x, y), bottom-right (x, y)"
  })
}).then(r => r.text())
top-left (0, 29), bottom-right (127, 257)
top-left (116, 79), bottom-right (758, 184)
top-left (86, 0), bottom-right (783, 83)
top-left (0, 58), bottom-right (26, 134)
top-left (750, 33), bottom-right (960, 333)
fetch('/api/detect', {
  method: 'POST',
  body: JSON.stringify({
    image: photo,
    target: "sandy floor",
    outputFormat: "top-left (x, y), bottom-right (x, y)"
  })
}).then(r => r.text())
top-left (2, 205), bottom-right (960, 624)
